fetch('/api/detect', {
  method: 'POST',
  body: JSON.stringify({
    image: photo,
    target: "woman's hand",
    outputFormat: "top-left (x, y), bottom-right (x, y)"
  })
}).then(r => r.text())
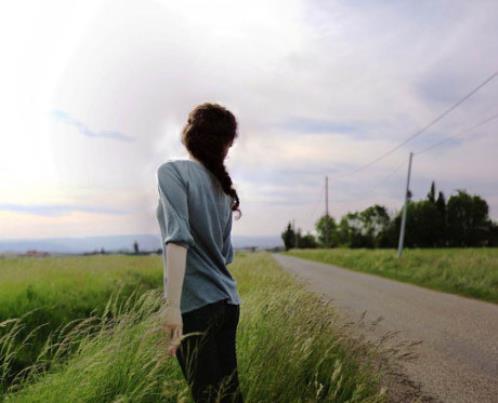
top-left (163, 305), bottom-right (183, 357)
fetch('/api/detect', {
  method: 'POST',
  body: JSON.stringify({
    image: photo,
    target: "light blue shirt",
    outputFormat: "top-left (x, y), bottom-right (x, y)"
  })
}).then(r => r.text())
top-left (156, 158), bottom-right (241, 314)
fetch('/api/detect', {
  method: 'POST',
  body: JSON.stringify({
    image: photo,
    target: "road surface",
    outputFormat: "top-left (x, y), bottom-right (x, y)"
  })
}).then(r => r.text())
top-left (272, 253), bottom-right (498, 403)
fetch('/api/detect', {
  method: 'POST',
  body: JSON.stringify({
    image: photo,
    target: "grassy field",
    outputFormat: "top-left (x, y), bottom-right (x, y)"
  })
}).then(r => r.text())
top-left (284, 248), bottom-right (498, 304)
top-left (0, 255), bottom-right (163, 390)
top-left (1, 252), bottom-right (389, 402)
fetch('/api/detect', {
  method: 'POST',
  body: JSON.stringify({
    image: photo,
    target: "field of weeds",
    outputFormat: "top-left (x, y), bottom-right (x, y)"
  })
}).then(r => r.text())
top-left (1, 251), bottom-right (389, 402)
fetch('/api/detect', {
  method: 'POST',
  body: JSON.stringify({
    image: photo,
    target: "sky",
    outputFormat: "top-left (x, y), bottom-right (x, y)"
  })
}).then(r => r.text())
top-left (1, 0), bottom-right (498, 241)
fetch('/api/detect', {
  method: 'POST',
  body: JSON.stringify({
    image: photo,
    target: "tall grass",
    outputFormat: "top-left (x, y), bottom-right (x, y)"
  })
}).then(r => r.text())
top-left (2, 252), bottom-right (388, 402)
top-left (285, 248), bottom-right (498, 304)
top-left (0, 255), bottom-right (163, 391)
top-left (0, 255), bottom-right (163, 322)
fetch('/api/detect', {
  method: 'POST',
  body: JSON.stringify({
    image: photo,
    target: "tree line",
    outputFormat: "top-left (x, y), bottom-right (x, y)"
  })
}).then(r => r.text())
top-left (281, 181), bottom-right (498, 250)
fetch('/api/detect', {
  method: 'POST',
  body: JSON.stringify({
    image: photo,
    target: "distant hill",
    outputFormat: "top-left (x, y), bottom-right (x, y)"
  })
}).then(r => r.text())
top-left (0, 234), bottom-right (284, 254)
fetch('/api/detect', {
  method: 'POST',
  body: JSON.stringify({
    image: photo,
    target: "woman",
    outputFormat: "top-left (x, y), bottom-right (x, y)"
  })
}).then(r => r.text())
top-left (156, 102), bottom-right (243, 403)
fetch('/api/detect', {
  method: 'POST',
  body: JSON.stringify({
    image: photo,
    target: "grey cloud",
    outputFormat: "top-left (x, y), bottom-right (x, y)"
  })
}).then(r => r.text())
top-left (49, 0), bottom-right (498, 236)
top-left (276, 116), bottom-right (365, 136)
top-left (51, 109), bottom-right (135, 142)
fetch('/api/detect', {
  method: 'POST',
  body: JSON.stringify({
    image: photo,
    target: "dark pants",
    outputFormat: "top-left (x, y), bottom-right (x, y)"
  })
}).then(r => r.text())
top-left (175, 298), bottom-right (243, 403)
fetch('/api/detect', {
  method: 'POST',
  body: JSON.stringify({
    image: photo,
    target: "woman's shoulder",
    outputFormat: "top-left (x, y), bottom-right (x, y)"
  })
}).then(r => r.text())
top-left (158, 159), bottom-right (203, 189)
top-left (157, 158), bottom-right (188, 174)
top-left (157, 159), bottom-right (187, 184)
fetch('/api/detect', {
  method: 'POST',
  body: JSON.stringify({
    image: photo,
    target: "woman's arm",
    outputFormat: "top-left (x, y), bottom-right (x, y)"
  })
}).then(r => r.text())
top-left (164, 242), bottom-right (187, 308)
top-left (156, 162), bottom-right (195, 356)
top-left (161, 242), bottom-right (187, 357)
top-left (156, 162), bottom-right (195, 306)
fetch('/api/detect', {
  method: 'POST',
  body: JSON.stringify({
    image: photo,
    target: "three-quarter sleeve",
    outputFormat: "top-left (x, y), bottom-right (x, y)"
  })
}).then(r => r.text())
top-left (157, 162), bottom-right (195, 249)
top-left (222, 210), bottom-right (234, 265)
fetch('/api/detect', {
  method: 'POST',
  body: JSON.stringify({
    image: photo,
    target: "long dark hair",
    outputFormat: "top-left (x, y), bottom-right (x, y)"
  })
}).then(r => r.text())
top-left (181, 102), bottom-right (241, 219)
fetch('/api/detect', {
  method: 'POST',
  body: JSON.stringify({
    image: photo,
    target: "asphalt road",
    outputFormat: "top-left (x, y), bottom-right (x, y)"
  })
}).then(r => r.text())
top-left (272, 253), bottom-right (498, 403)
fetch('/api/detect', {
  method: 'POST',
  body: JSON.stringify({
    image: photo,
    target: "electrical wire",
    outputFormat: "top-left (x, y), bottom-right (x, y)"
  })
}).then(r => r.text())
top-left (302, 70), bottom-right (498, 222)
top-left (331, 69), bottom-right (498, 178)
top-left (414, 111), bottom-right (498, 156)
top-left (331, 157), bottom-right (407, 203)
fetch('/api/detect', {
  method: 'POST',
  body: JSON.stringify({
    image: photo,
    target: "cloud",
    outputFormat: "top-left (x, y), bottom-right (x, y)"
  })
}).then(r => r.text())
top-left (276, 117), bottom-right (363, 136)
top-left (51, 109), bottom-right (135, 142)
top-left (0, 203), bottom-right (128, 217)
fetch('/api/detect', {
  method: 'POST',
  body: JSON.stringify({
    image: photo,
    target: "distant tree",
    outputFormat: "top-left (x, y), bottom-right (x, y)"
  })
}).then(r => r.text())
top-left (286, 183), bottom-right (497, 250)
top-left (446, 190), bottom-right (490, 246)
top-left (298, 230), bottom-right (318, 248)
top-left (435, 190), bottom-right (447, 246)
top-left (488, 221), bottom-right (498, 246)
top-left (100, 247), bottom-right (106, 255)
top-left (291, 225), bottom-right (318, 248)
top-left (315, 214), bottom-right (339, 247)
top-left (337, 205), bottom-right (391, 248)
top-left (338, 212), bottom-right (368, 247)
top-left (427, 180), bottom-right (436, 203)
top-left (382, 210), bottom-right (402, 248)
top-left (398, 181), bottom-right (445, 247)
top-left (281, 222), bottom-right (296, 250)
top-left (404, 200), bottom-right (441, 247)
top-left (360, 205), bottom-right (391, 247)
top-left (295, 227), bottom-right (302, 248)
top-left (133, 240), bottom-right (140, 254)
top-left (338, 212), bottom-right (356, 246)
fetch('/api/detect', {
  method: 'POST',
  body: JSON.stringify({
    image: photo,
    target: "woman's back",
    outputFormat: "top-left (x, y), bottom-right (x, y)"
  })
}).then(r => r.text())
top-left (156, 158), bottom-right (240, 314)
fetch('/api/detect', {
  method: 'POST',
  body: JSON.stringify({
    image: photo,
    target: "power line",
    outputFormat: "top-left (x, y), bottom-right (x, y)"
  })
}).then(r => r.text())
top-left (414, 111), bottom-right (498, 156)
top-left (307, 158), bottom-right (405, 216)
top-left (303, 70), bottom-right (498, 226)
top-left (331, 157), bottom-right (407, 203)
top-left (329, 107), bottom-right (496, 206)
top-left (332, 69), bottom-right (498, 179)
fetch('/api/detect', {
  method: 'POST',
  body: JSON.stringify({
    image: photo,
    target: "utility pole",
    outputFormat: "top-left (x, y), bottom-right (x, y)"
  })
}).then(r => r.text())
top-left (325, 176), bottom-right (330, 247)
top-left (397, 152), bottom-right (414, 258)
top-left (325, 176), bottom-right (329, 217)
